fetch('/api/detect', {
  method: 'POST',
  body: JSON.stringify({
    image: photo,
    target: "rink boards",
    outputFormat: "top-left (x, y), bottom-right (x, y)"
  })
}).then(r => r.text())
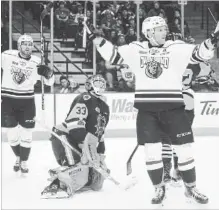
top-left (1, 93), bottom-right (219, 140)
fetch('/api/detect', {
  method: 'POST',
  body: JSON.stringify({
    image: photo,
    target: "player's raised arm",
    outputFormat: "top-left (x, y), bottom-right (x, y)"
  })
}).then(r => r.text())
top-left (83, 20), bottom-right (129, 65)
top-left (190, 22), bottom-right (219, 64)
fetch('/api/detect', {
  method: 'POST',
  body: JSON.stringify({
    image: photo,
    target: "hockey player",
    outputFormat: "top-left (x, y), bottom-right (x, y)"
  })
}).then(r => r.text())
top-left (1, 34), bottom-right (54, 174)
top-left (83, 16), bottom-right (219, 204)
top-left (41, 74), bottom-right (110, 198)
top-left (162, 61), bottom-right (219, 185)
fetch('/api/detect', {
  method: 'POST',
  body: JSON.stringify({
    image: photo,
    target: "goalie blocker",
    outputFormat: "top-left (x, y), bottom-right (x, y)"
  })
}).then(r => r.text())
top-left (41, 75), bottom-right (110, 199)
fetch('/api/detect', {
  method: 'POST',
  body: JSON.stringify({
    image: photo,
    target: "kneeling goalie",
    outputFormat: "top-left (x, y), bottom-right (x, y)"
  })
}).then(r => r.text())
top-left (41, 75), bottom-right (110, 199)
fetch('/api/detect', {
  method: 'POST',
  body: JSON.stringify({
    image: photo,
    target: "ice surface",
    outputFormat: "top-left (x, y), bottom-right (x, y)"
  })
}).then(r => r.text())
top-left (1, 137), bottom-right (219, 209)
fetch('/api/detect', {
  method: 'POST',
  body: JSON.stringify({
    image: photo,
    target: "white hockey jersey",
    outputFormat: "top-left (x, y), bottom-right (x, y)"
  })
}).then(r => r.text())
top-left (1, 50), bottom-right (54, 99)
top-left (96, 39), bottom-right (214, 111)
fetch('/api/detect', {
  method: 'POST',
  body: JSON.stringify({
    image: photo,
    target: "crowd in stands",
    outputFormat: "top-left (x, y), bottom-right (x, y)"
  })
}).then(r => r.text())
top-left (1, 1), bottom-right (219, 93)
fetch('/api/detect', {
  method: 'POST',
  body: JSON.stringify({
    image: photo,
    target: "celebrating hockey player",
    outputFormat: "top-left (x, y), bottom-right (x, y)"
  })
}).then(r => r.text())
top-left (83, 16), bottom-right (219, 204)
top-left (41, 74), bottom-right (110, 199)
top-left (1, 34), bottom-right (54, 174)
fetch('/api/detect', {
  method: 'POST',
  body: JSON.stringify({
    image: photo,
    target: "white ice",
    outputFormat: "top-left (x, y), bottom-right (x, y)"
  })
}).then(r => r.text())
top-left (1, 137), bottom-right (219, 209)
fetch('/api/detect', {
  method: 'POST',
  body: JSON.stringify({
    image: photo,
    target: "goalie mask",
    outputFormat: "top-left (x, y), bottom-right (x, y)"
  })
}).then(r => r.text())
top-left (17, 34), bottom-right (34, 58)
top-left (85, 75), bottom-right (106, 96)
top-left (142, 16), bottom-right (167, 46)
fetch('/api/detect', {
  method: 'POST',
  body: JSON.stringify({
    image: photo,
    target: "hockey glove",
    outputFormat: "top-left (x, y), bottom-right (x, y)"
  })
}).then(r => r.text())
top-left (209, 22), bottom-right (219, 47)
top-left (37, 64), bottom-right (53, 79)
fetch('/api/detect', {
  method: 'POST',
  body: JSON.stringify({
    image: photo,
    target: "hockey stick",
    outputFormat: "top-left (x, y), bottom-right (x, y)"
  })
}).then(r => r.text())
top-left (82, 1), bottom-right (87, 48)
top-left (126, 144), bottom-right (139, 176)
top-left (39, 2), bottom-right (54, 121)
top-left (35, 118), bottom-right (137, 190)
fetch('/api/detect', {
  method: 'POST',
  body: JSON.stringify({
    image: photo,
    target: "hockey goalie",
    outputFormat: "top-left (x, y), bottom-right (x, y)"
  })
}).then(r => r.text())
top-left (41, 75), bottom-right (110, 199)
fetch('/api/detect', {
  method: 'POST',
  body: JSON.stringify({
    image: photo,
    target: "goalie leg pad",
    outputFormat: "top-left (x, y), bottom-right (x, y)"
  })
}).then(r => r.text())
top-left (86, 168), bottom-right (105, 191)
top-left (57, 163), bottom-right (89, 196)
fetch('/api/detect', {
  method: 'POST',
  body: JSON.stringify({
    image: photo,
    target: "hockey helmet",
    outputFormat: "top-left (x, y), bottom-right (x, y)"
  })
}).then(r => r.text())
top-left (85, 74), bottom-right (106, 96)
top-left (142, 16), bottom-right (167, 46)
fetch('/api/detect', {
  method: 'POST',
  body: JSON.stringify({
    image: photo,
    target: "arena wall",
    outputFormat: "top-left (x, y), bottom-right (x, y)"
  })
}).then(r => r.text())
top-left (1, 93), bottom-right (219, 141)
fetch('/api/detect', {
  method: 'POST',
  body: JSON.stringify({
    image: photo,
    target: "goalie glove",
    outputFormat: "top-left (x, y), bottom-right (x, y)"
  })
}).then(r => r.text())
top-left (37, 64), bottom-right (53, 79)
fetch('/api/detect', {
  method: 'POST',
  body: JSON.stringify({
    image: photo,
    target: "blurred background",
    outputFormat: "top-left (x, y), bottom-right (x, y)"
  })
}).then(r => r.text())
top-left (1, 0), bottom-right (219, 93)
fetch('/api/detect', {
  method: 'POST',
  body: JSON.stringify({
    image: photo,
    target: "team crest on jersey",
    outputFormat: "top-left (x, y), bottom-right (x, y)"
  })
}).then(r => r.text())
top-left (11, 66), bottom-right (31, 84)
top-left (95, 114), bottom-right (106, 137)
top-left (140, 56), bottom-right (169, 79)
top-left (145, 60), bottom-right (163, 79)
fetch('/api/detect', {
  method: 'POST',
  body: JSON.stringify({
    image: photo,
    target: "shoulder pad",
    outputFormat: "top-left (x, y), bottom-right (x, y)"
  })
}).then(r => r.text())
top-left (164, 40), bottom-right (185, 48)
top-left (130, 41), bottom-right (149, 49)
top-left (30, 55), bottom-right (41, 65)
top-left (2, 49), bottom-right (19, 56)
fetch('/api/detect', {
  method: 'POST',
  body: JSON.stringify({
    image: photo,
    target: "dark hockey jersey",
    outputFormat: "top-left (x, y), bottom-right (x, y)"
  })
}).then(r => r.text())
top-left (55, 92), bottom-right (110, 143)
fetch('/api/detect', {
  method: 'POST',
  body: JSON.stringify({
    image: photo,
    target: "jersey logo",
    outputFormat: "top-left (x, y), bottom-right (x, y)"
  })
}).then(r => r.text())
top-left (145, 60), bottom-right (163, 79)
top-left (83, 95), bottom-right (91, 101)
top-left (95, 114), bottom-right (106, 137)
top-left (11, 66), bottom-right (31, 85)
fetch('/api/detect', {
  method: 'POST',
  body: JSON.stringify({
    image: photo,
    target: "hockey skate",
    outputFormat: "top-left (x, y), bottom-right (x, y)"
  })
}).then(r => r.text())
top-left (151, 185), bottom-right (166, 204)
top-left (20, 161), bottom-right (29, 174)
top-left (13, 157), bottom-right (20, 172)
top-left (185, 186), bottom-right (208, 204)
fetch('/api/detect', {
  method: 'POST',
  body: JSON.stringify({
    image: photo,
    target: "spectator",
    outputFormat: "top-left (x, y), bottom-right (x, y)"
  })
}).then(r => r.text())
top-left (100, 10), bottom-right (116, 39)
top-left (112, 18), bottom-right (125, 35)
top-left (109, 29), bottom-right (118, 45)
top-left (128, 16), bottom-right (136, 31)
top-left (55, 0), bottom-right (70, 39)
top-left (148, 1), bottom-right (166, 17)
top-left (117, 34), bottom-right (126, 46)
top-left (58, 76), bottom-right (80, 93)
top-left (74, 3), bottom-right (84, 24)
top-left (125, 27), bottom-right (137, 44)
top-left (121, 9), bottom-right (130, 34)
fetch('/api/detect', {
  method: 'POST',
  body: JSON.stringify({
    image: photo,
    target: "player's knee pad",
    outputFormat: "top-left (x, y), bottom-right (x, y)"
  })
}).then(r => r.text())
top-left (19, 127), bottom-right (33, 148)
top-left (7, 126), bottom-right (20, 146)
top-left (145, 142), bottom-right (163, 170)
top-left (173, 143), bottom-right (195, 171)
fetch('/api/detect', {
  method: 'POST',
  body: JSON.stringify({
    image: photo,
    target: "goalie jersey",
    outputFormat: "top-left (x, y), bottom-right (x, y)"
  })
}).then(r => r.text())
top-left (54, 92), bottom-right (110, 144)
top-left (96, 39), bottom-right (214, 111)
top-left (1, 50), bottom-right (53, 99)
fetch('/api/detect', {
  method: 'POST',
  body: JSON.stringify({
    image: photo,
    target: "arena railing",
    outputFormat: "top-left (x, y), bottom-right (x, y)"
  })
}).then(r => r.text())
top-left (11, 7), bottom-right (89, 78)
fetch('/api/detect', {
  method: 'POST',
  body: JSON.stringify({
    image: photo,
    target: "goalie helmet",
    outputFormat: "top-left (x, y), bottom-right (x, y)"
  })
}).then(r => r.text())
top-left (85, 74), bottom-right (106, 96)
top-left (142, 16), bottom-right (167, 46)
top-left (17, 34), bottom-right (34, 57)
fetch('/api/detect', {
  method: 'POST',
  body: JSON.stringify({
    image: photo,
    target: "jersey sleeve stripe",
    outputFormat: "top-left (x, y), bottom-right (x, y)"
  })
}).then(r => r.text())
top-left (109, 46), bottom-right (118, 63)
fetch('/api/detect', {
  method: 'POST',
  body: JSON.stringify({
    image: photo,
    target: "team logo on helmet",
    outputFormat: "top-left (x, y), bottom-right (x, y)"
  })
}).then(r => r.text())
top-left (145, 61), bottom-right (163, 79)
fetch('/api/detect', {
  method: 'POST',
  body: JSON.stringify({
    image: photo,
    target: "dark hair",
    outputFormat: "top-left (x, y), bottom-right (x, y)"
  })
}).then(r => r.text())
top-left (59, 75), bottom-right (68, 82)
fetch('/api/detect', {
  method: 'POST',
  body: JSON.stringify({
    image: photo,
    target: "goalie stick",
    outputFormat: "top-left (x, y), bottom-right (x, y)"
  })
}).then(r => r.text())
top-left (35, 118), bottom-right (137, 191)
top-left (126, 144), bottom-right (139, 176)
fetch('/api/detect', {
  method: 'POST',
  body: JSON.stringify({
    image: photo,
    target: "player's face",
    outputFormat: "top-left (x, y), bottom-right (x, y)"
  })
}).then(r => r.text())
top-left (154, 26), bottom-right (168, 45)
top-left (20, 41), bottom-right (33, 57)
